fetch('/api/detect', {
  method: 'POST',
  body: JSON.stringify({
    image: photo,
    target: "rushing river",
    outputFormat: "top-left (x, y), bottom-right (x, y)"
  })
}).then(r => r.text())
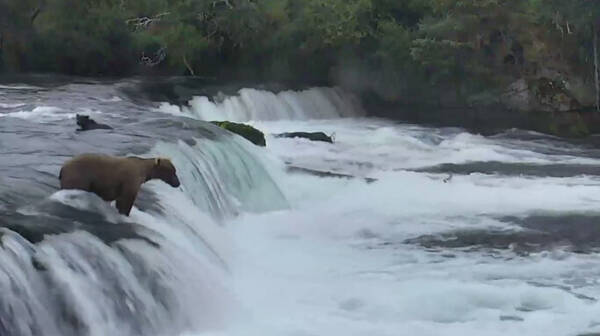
top-left (2, 77), bottom-right (600, 336)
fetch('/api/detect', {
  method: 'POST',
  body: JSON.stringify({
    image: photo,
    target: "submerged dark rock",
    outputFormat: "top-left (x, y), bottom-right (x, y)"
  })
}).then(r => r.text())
top-left (499, 315), bottom-right (524, 322)
top-left (0, 191), bottom-right (163, 247)
top-left (275, 131), bottom-right (334, 143)
top-left (414, 162), bottom-right (600, 178)
top-left (286, 165), bottom-right (376, 183)
top-left (76, 114), bottom-right (113, 131)
top-left (210, 121), bottom-right (266, 146)
top-left (406, 213), bottom-right (600, 255)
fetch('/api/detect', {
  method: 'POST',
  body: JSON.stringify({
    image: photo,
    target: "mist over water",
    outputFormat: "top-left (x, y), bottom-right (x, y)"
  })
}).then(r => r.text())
top-left (2, 79), bottom-right (600, 336)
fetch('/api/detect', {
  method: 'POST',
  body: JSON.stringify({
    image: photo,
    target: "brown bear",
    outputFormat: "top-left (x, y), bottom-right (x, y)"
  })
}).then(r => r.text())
top-left (76, 114), bottom-right (113, 131)
top-left (59, 154), bottom-right (181, 216)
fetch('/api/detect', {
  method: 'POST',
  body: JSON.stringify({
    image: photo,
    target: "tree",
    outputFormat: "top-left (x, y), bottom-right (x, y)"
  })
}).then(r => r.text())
top-left (408, 0), bottom-right (580, 104)
top-left (0, 0), bottom-right (42, 71)
top-left (31, 0), bottom-right (136, 75)
top-left (536, 0), bottom-right (600, 111)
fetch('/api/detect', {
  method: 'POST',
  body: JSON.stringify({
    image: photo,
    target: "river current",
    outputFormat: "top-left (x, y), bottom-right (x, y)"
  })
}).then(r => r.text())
top-left (2, 77), bottom-right (600, 336)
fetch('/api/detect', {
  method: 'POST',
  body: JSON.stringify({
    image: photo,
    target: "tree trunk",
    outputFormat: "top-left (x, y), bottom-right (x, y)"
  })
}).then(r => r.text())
top-left (182, 55), bottom-right (195, 76)
top-left (594, 24), bottom-right (600, 112)
top-left (30, 8), bottom-right (41, 24)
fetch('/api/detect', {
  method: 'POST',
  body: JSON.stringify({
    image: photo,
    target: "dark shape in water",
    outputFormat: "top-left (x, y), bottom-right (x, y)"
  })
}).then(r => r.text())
top-left (76, 114), bottom-right (113, 131)
top-left (275, 131), bottom-right (334, 143)
top-left (443, 173), bottom-right (453, 183)
top-left (415, 161), bottom-right (600, 178)
top-left (0, 198), bottom-right (161, 247)
top-left (286, 165), bottom-right (376, 183)
top-left (499, 315), bottom-right (524, 322)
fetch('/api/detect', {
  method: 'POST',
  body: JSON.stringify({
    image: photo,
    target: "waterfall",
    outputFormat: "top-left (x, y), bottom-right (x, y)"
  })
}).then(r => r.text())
top-left (158, 87), bottom-right (365, 121)
top-left (0, 130), bottom-right (288, 336)
top-left (0, 80), bottom-right (362, 336)
top-left (151, 136), bottom-right (289, 219)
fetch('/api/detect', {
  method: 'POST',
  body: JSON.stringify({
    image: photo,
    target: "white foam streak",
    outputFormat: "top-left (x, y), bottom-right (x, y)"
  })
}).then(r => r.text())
top-left (0, 84), bottom-right (42, 90)
top-left (0, 105), bottom-right (108, 123)
top-left (0, 106), bottom-right (73, 122)
top-left (99, 96), bottom-right (123, 103)
top-left (0, 103), bottom-right (26, 108)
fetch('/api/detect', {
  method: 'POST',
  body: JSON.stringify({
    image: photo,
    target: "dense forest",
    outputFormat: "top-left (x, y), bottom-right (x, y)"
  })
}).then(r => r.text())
top-left (1, 0), bottom-right (600, 134)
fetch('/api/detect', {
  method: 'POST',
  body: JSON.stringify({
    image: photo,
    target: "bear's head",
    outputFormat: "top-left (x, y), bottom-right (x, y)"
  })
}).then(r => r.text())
top-left (152, 158), bottom-right (181, 187)
top-left (76, 114), bottom-right (90, 127)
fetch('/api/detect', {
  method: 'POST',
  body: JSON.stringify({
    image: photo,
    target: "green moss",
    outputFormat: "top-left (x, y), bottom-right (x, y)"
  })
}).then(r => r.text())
top-left (210, 121), bottom-right (266, 147)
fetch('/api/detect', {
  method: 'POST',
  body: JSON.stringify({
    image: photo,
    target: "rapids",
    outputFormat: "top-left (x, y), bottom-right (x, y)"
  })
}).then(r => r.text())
top-left (2, 77), bottom-right (600, 336)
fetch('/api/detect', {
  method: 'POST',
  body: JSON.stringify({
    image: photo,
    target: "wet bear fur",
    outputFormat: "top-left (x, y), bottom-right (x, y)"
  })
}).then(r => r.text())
top-left (59, 154), bottom-right (180, 216)
top-left (76, 114), bottom-right (113, 131)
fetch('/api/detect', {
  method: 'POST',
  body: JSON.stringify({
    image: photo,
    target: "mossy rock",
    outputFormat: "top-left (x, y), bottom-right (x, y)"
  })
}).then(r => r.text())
top-left (529, 77), bottom-right (579, 112)
top-left (210, 121), bottom-right (266, 146)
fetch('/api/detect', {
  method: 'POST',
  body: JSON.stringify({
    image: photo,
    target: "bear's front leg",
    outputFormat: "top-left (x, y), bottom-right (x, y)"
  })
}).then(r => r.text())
top-left (116, 184), bottom-right (139, 216)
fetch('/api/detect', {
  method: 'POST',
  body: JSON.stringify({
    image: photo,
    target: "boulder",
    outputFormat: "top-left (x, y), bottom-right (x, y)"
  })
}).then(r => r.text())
top-left (500, 76), bottom-right (593, 137)
top-left (210, 121), bottom-right (266, 146)
top-left (275, 132), bottom-right (334, 143)
top-left (502, 76), bottom-right (583, 113)
top-left (531, 77), bottom-right (578, 112)
top-left (501, 78), bottom-right (532, 112)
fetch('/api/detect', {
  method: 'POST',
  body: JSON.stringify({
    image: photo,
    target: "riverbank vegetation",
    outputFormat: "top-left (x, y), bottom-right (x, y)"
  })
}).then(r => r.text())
top-left (1, 0), bottom-right (599, 134)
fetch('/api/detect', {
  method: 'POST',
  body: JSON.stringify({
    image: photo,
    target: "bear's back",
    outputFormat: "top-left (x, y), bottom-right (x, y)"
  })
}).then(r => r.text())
top-left (60, 154), bottom-right (136, 200)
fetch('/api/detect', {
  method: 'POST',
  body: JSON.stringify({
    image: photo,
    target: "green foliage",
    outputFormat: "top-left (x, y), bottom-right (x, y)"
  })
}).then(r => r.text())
top-left (0, 0), bottom-right (598, 112)
top-left (30, 0), bottom-right (136, 75)
top-left (533, 0), bottom-right (600, 74)
top-left (301, 0), bottom-right (373, 47)
top-left (0, 0), bottom-right (41, 71)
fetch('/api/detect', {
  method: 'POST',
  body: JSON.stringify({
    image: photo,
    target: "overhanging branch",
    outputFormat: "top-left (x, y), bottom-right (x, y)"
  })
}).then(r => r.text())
top-left (126, 12), bottom-right (170, 31)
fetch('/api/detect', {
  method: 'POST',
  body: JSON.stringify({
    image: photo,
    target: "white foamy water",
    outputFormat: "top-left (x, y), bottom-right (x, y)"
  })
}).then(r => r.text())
top-left (0, 106), bottom-right (73, 122)
top-left (99, 96), bottom-right (123, 103)
top-left (156, 87), bottom-right (600, 336)
top-left (184, 118), bottom-right (600, 336)
top-left (157, 87), bottom-right (364, 121)
top-left (252, 119), bottom-right (600, 174)
top-left (0, 84), bottom-right (43, 90)
top-left (0, 106), bottom-right (107, 123)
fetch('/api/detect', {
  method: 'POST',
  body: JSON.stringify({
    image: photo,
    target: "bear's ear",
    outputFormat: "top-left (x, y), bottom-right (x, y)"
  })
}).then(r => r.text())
top-left (155, 158), bottom-right (161, 166)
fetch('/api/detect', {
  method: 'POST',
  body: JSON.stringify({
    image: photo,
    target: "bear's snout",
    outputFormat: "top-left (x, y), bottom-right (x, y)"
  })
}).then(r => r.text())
top-left (169, 175), bottom-right (181, 188)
